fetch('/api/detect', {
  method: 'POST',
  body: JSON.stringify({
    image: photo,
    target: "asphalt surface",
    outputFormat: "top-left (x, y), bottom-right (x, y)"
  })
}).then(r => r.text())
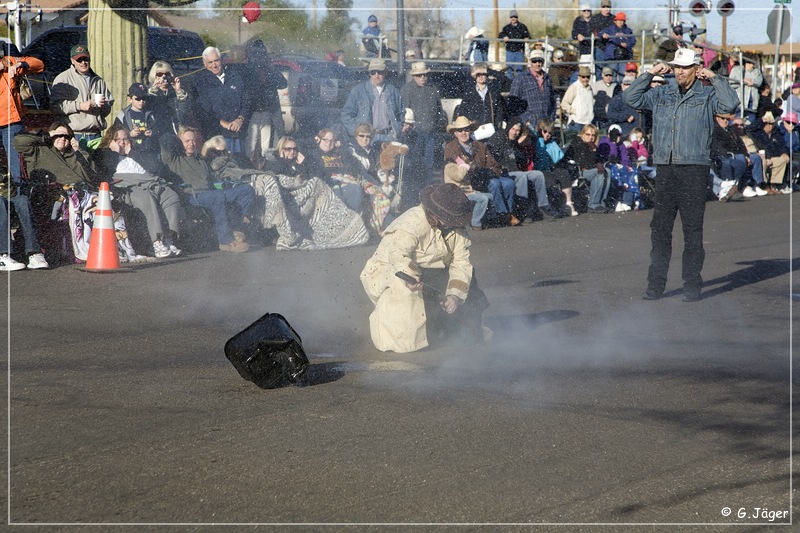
top-left (2, 192), bottom-right (796, 530)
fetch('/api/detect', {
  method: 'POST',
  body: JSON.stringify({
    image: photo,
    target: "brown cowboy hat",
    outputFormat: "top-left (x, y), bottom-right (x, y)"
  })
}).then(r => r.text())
top-left (419, 183), bottom-right (474, 228)
top-left (447, 116), bottom-right (477, 133)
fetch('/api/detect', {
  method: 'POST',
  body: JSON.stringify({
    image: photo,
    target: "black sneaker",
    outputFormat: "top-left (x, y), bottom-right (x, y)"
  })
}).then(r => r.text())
top-left (642, 289), bottom-right (663, 300)
top-left (541, 205), bottom-right (565, 219)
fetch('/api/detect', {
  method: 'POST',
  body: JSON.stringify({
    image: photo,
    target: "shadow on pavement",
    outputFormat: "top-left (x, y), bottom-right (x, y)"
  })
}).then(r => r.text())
top-left (662, 258), bottom-right (796, 300)
top-left (485, 309), bottom-right (579, 338)
top-left (297, 362), bottom-right (346, 387)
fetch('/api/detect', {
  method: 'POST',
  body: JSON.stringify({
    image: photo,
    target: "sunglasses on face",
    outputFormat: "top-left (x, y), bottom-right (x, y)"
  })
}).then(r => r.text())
top-left (530, 59), bottom-right (543, 63)
top-left (369, 70), bottom-right (385, 76)
top-left (475, 72), bottom-right (488, 77)
top-left (51, 133), bottom-right (72, 140)
top-left (580, 75), bottom-right (590, 79)
top-left (603, 73), bottom-right (613, 77)
top-left (413, 73), bottom-right (428, 77)
top-left (74, 57), bottom-right (90, 63)
top-left (283, 146), bottom-right (298, 152)
top-left (357, 134), bottom-right (373, 138)
top-left (454, 128), bottom-right (471, 133)
top-left (131, 96), bottom-right (146, 102)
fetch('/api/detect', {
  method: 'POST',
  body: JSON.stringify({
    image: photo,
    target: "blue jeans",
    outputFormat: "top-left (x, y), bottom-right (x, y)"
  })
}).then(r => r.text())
top-left (190, 185), bottom-right (255, 245)
top-left (509, 170), bottom-right (549, 207)
top-left (466, 191), bottom-right (490, 227)
top-left (581, 167), bottom-right (610, 209)
top-left (718, 155), bottom-right (748, 189)
top-left (414, 129), bottom-right (437, 174)
top-left (1, 122), bottom-right (24, 183)
top-left (747, 153), bottom-right (764, 184)
top-left (487, 176), bottom-right (515, 213)
top-left (505, 50), bottom-right (525, 79)
top-left (0, 194), bottom-right (41, 255)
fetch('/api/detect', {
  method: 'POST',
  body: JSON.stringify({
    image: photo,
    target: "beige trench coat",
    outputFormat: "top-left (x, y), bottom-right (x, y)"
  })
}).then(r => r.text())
top-left (360, 206), bottom-right (473, 353)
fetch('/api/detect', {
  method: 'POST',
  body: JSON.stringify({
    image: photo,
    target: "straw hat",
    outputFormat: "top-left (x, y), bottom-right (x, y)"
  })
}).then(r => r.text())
top-left (410, 62), bottom-right (430, 75)
top-left (447, 116), bottom-right (477, 133)
top-left (367, 58), bottom-right (386, 71)
top-left (419, 183), bottom-right (474, 228)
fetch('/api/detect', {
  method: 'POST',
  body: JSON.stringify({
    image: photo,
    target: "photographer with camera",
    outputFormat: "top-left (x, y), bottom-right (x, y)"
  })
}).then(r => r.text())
top-left (146, 61), bottom-right (191, 140)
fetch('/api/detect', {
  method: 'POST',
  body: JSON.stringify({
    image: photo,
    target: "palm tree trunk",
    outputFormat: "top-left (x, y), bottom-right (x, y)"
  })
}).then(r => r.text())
top-left (87, 0), bottom-right (148, 119)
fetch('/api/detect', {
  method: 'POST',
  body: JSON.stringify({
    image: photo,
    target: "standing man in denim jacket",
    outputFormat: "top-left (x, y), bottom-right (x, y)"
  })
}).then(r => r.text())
top-left (624, 48), bottom-right (738, 302)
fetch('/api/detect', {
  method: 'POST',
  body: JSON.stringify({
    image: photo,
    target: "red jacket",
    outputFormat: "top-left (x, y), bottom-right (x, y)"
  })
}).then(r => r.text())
top-left (1, 55), bottom-right (44, 126)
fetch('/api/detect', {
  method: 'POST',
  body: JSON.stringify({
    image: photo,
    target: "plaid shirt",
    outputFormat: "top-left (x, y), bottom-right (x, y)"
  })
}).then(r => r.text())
top-left (510, 69), bottom-right (556, 127)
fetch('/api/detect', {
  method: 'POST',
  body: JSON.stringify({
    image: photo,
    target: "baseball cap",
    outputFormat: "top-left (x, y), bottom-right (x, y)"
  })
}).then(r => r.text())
top-left (127, 83), bottom-right (148, 100)
top-left (71, 44), bottom-right (90, 60)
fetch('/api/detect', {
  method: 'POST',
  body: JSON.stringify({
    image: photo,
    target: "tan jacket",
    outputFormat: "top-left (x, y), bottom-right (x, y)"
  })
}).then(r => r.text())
top-left (360, 206), bottom-right (473, 353)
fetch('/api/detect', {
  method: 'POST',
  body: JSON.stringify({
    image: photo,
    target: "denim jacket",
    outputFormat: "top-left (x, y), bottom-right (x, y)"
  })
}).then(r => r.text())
top-left (623, 73), bottom-right (738, 165)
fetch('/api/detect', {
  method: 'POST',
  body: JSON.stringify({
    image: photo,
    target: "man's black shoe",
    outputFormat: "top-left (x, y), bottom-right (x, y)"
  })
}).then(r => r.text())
top-left (541, 205), bottom-right (565, 219)
top-left (682, 289), bottom-right (701, 302)
top-left (588, 206), bottom-right (609, 214)
top-left (642, 289), bottom-right (663, 300)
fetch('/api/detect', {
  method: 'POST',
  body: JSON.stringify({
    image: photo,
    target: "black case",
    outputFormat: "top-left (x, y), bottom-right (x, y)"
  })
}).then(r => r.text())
top-left (224, 313), bottom-right (309, 389)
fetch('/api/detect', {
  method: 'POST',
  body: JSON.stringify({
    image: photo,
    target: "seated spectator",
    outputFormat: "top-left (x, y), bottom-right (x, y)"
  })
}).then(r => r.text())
top-left (303, 128), bottom-right (365, 213)
top-left (160, 126), bottom-right (254, 252)
top-left (443, 162), bottom-right (491, 230)
top-left (531, 119), bottom-right (578, 216)
top-left (750, 111), bottom-right (790, 194)
top-left (443, 116), bottom-right (519, 227)
top-left (13, 122), bottom-right (143, 263)
top-left (711, 113), bottom-right (753, 202)
top-left (496, 121), bottom-right (563, 220)
top-left (262, 136), bottom-right (369, 250)
top-left (654, 25), bottom-right (685, 64)
top-left (777, 112), bottom-right (800, 184)
top-left (0, 177), bottom-right (48, 270)
top-left (564, 124), bottom-right (610, 213)
top-left (606, 74), bottom-right (642, 136)
top-left (729, 116), bottom-right (767, 197)
top-left (561, 65), bottom-right (595, 132)
top-left (345, 123), bottom-right (402, 234)
top-left (146, 61), bottom-right (190, 139)
top-left (591, 66), bottom-right (617, 129)
top-left (755, 84), bottom-right (780, 121)
top-left (94, 124), bottom-right (182, 257)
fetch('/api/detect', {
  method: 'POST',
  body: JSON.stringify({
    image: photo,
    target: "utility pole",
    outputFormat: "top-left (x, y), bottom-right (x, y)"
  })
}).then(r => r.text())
top-left (494, 0), bottom-right (499, 62)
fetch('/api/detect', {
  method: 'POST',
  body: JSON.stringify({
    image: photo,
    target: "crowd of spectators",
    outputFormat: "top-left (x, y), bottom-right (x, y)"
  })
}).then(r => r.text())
top-left (1, 2), bottom-right (798, 271)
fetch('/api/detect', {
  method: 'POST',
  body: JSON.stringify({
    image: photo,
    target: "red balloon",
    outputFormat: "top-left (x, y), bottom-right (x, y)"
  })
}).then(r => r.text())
top-left (243, 2), bottom-right (261, 24)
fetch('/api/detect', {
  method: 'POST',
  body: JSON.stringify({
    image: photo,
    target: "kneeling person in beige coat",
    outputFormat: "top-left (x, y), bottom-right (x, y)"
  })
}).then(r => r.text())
top-left (360, 183), bottom-right (491, 353)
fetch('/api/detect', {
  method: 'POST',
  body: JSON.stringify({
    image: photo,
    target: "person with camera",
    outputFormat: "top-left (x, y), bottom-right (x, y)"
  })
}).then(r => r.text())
top-left (146, 61), bottom-right (191, 140)
top-left (1, 43), bottom-right (44, 188)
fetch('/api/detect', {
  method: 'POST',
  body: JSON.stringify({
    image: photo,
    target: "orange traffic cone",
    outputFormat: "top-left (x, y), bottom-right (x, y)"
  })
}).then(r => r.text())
top-left (84, 182), bottom-right (120, 271)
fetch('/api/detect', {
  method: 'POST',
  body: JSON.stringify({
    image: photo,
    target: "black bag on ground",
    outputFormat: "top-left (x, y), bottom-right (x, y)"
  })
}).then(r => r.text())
top-left (224, 313), bottom-right (309, 389)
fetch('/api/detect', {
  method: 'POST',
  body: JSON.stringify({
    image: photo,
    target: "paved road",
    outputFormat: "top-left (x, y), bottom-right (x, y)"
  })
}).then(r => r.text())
top-left (3, 193), bottom-right (795, 528)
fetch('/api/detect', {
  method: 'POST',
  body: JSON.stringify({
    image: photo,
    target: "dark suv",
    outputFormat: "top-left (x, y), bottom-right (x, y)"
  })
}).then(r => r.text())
top-left (20, 26), bottom-right (205, 108)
